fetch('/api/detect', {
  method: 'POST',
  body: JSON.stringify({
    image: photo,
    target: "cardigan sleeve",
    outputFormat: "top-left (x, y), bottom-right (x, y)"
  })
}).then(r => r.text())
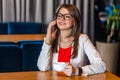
top-left (80, 35), bottom-right (106, 76)
top-left (37, 38), bottom-right (52, 71)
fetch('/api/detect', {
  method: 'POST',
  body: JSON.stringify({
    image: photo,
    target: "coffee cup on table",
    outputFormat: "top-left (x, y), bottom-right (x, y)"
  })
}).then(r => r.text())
top-left (53, 62), bottom-right (67, 72)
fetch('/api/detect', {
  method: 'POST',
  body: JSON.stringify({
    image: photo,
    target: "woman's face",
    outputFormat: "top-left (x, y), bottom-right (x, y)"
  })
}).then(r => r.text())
top-left (56, 8), bottom-right (74, 30)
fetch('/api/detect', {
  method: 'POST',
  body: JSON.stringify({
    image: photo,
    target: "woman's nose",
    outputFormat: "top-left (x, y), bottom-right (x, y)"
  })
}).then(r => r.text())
top-left (61, 16), bottom-right (65, 20)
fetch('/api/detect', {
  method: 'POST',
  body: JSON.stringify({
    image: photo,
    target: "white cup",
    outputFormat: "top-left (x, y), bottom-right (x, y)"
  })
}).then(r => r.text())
top-left (53, 62), bottom-right (66, 72)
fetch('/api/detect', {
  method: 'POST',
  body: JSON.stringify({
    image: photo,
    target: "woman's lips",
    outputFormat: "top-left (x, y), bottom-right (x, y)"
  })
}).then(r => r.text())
top-left (58, 22), bottom-right (66, 25)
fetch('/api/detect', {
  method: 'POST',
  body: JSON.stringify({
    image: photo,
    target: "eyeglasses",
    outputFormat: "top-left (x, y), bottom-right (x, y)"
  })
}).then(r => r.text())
top-left (56, 13), bottom-right (73, 20)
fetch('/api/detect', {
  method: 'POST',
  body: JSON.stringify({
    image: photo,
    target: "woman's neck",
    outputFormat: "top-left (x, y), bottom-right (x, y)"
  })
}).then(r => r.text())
top-left (59, 30), bottom-right (74, 48)
top-left (60, 29), bottom-right (72, 39)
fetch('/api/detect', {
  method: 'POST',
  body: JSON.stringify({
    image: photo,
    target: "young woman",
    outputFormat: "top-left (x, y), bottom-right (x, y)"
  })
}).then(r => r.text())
top-left (37, 4), bottom-right (106, 76)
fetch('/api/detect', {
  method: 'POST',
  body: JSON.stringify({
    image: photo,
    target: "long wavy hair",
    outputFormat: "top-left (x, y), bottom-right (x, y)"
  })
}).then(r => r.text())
top-left (51, 4), bottom-right (81, 58)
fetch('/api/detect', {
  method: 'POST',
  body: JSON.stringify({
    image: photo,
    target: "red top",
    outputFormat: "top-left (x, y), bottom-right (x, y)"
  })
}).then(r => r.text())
top-left (58, 46), bottom-right (72, 62)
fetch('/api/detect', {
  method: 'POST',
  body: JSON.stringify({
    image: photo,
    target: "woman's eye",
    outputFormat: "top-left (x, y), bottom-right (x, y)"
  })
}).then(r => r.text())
top-left (65, 16), bottom-right (71, 19)
top-left (58, 15), bottom-right (62, 17)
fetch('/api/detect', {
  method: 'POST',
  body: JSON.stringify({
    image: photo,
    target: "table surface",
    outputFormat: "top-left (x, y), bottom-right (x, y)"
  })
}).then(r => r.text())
top-left (0, 71), bottom-right (119, 80)
top-left (0, 34), bottom-right (46, 42)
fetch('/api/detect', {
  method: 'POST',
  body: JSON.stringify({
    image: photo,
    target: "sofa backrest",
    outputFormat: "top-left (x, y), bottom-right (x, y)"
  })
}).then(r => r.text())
top-left (8, 22), bottom-right (42, 34)
top-left (20, 41), bottom-right (43, 71)
top-left (0, 23), bottom-right (8, 34)
top-left (0, 45), bottom-right (22, 72)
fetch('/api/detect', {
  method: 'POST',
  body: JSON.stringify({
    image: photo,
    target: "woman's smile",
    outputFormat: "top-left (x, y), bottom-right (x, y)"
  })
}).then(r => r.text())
top-left (58, 22), bottom-right (66, 26)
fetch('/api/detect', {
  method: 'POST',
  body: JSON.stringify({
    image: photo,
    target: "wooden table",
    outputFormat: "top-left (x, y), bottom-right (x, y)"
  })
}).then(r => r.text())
top-left (0, 71), bottom-right (119, 80)
top-left (0, 34), bottom-right (46, 42)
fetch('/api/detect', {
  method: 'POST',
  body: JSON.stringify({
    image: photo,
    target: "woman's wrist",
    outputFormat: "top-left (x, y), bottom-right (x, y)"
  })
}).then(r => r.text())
top-left (45, 37), bottom-right (52, 45)
top-left (45, 39), bottom-right (52, 45)
top-left (74, 67), bottom-right (79, 76)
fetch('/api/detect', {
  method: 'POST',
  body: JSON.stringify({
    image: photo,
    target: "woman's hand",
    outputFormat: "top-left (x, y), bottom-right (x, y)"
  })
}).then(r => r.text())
top-left (62, 63), bottom-right (78, 77)
top-left (45, 20), bottom-right (57, 45)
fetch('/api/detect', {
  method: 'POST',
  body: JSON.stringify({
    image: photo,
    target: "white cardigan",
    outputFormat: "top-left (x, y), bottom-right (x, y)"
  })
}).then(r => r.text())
top-left (37, 34), bottom-right (106, 76)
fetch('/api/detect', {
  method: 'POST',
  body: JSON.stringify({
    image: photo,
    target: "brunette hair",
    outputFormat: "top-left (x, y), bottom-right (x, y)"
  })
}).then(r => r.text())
top-left (51, 4), bottom-right (81, 58)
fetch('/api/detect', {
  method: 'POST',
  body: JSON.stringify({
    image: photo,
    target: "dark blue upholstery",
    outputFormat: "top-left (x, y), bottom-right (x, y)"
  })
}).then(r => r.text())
top-left (0, 41), bottom-right (17, 45)
top-left (0, 45), bottom-right (22, 72)
top-left (17, 40), bottom-right (43, 46)
top-left (8, 22), bottom-right (42, 34)
top-left (20, 42), bottom-right (43, 71)
top-left (0, 23), bottom-right (8, 34)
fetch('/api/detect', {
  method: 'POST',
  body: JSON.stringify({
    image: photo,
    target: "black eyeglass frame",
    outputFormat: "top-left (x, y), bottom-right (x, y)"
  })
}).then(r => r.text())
top-left (56, 13), bottom-right (73, 20)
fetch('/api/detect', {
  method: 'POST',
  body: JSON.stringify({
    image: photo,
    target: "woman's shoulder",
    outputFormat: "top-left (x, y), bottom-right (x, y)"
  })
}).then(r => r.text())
top-left (79, 34), bottom-right (89, 39)
top-left (78, 34), bottom-right (89, 42)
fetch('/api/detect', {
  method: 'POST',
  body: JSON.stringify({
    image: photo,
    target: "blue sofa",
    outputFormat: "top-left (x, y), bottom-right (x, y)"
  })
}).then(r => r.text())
top-left (0, 23), bottom-right (8, 34)
top-left (0, 22), bottom-right (42, 34)
top-left (0, 45), bottom-right (22, 72)
top-left (0, 40), bottom-right (43, 72)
